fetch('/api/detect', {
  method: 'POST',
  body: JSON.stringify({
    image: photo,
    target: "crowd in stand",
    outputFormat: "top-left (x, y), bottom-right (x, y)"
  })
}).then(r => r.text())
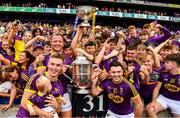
top-left (1, 2), bottom-right (180, 17)
top-left (0, 18), bottom-right (179, 118)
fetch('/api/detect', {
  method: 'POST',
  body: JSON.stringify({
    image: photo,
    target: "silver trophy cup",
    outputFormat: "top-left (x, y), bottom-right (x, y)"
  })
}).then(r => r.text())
top-left (72, 55), bottom-right (92, 94)
top-left (77, 6), bottom-right (98, 28)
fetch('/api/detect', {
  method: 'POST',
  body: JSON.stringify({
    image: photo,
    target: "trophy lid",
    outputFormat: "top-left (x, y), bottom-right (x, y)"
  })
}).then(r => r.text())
top-left (77, 6), bottom-right (98, 20)
top-left (77, 6), bottom-right (98, 12)
top-left (72, 55), bottom-right (92, 65)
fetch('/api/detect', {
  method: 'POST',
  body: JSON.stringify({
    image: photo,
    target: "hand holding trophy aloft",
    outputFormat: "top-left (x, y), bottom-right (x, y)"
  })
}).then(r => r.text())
top-left (71, 6), bottom-right (98, 94)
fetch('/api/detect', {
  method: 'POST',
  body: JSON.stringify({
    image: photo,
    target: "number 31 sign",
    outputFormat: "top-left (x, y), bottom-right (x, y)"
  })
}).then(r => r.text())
top-left (72, 92), bottom-right (108, 117)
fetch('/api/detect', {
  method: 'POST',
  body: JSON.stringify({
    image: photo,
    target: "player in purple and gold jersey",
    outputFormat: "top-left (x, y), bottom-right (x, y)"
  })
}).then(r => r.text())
top-left (91, 61), bottom-right (143, 118)
top-left (19, 53), bottom-right (64, 117)
top-left (147, 53), bottom-right (180, 117)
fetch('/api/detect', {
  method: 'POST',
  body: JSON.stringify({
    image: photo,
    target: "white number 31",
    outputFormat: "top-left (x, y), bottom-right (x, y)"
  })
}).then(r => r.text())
top-left (83, 94), bottom-right (105, 112)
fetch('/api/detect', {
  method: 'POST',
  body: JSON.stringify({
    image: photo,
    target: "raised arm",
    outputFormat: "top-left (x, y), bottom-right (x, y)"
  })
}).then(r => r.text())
top-left (76, 48), bottom-right (94, 61)
top-left (149, 24), bottom-right (171, 44)
top-left (7, 24), bottom-right (17, 45)
top-left (103, 49), bottom-right (119, 60)
top-left (91, 68), bottom-right (103, 96)
top-left (116, 32), bottom-right (127, 68)
top-left (71, 26), bottom-right (82, 49)
top-left (94, 39), bottom-right (110, 65)
top-left (147, 46), bottom-right (161, 68)
top-left (153, 38), bottom-right (170, 53)
top-left (116, 31), bottom-right (126, 50)
top-left (25, 36), bottom-right (43, 49)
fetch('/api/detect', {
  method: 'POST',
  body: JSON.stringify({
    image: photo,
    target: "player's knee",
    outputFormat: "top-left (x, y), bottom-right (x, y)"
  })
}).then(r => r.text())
top-left (146, 107), bottom-right (155, 114)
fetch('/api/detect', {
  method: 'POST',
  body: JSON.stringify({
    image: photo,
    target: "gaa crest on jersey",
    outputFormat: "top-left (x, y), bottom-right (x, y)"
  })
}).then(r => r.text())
top-left (113, 88), bottom-right (118, 94)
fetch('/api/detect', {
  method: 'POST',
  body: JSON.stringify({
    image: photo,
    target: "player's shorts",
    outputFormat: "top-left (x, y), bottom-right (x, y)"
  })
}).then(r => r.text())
top-left (61, 92), bottom-right (72, 112)
top-left (157, 94), bottom-right (180, 115)
top-left (105, 110), bottom-right (134, 118)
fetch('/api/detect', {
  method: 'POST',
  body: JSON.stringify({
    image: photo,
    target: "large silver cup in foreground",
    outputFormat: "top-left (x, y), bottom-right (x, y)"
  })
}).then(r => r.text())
top-left (77, 6), bottom-right (98, 27)
top-left (72, 55), bottom-right (92, 94)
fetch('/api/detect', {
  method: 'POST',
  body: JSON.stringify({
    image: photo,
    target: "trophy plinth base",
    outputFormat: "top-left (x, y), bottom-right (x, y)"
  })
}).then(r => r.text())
top-left (73, 87), bottom-right (90, 94)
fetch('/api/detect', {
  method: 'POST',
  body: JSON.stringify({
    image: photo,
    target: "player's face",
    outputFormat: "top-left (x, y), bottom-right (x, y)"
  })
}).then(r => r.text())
top-left (48, 58), bottom-right (63, 77)
top-left (165, 60), bottom-right (174, 71)
top-left (51, 35), bottom-right (64, 52)
top-left (160, 48), bottom-right (172, 59)
top-left (142, 55), bottom-right (154, 70)
top-left (64, 47), bottom-right (73, 57)
top-left (110, 66), bottom-right (124, 82)
top-left (126, 50), bottom-right (137, 61)
top-left (137, 48), bottom-right (146, 57)
top-left (19, 52), bottom-right (28, 64)
top-left (2, 41), bottom-right (10, 51)
top-left (22, 32), bottom-right (32, 43)
top-left (85, 46), bottom-right (96, 55)
top-left (129, 29), bottom-right (137, 38)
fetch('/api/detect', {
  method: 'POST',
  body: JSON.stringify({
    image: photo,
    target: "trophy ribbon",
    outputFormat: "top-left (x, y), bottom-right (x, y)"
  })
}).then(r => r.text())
top-left (71, 16), bottom-right (79, 38)
top-left (92, 12), bottom-right (96, 34)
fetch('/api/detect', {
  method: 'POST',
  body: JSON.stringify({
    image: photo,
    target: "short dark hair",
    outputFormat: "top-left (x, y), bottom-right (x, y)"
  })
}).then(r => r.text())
top-left (85, 41), bottom-right (96, 48)
top-left (140, 29), bottom-right (149, 36)
top-left (162, 45), bottom-right (172, 50)
top-left (81, 34), bottom-right (89, 39)
top-left (110, 37), bottom-right (118, 44)
top-left (110, 61), bottom-right (124, 70)
top-left (127, 44), bottom-right (137, 50)
top-left (44, 41), bottom-right (51, 46)
top-left (32, 28), bottom-right (42, 37)
top-left (165, 53), bottom-right (180, 66)
top-left (63, 42), bottom-right (71, 49)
